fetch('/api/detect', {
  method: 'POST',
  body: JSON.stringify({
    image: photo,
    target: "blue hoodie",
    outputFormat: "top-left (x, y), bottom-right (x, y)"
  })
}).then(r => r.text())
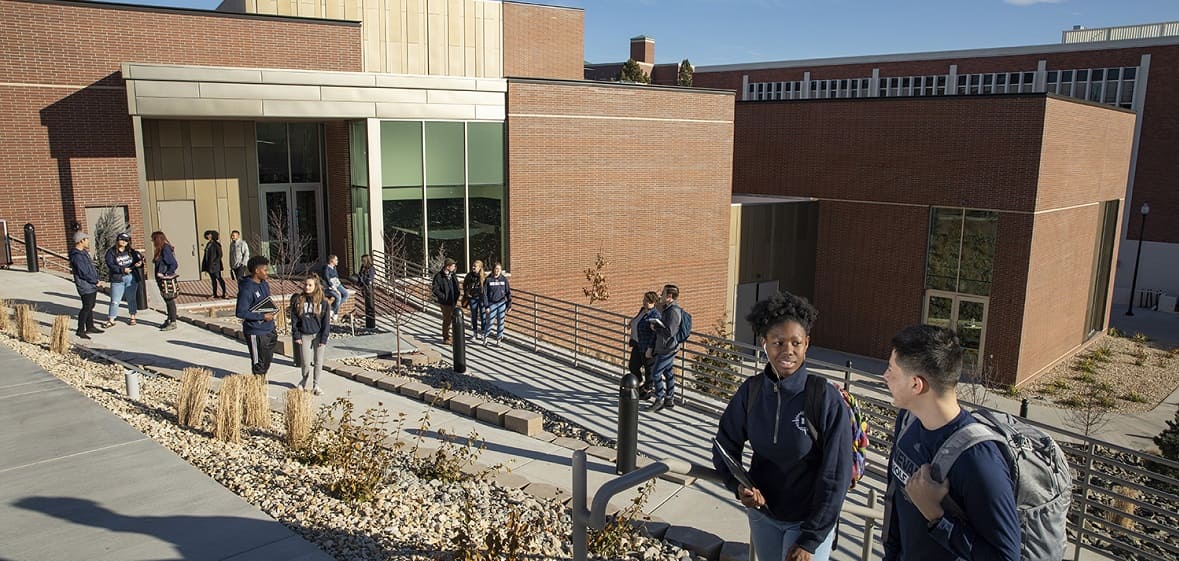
top-left (105, 247), bottom-right (142, 282)
top-left (153, 245), bottom-right (178, 278)
top-left (713, 365), bottom-right (851, 553)
top-left (68, 247), bottom-right (99, 295)
top-left (484, 273), bottom-right (511, 306)
top-left (235, 277), bottom-right (276, 335)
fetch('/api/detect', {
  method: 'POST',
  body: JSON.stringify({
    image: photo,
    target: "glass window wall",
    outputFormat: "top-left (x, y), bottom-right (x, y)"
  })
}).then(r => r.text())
top-left (925, 208), bottom-right (997, 296)
top-left (381, 121), bottom-right (424, 264)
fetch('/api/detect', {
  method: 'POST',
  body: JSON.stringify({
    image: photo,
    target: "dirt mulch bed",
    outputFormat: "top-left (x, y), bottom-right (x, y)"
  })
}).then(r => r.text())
top-left (1025, 332), bottom-right (1179, 413)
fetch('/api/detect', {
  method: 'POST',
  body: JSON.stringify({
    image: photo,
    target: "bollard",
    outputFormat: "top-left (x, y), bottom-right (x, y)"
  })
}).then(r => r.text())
top-left (1019, 398), bottom-right (1029, 419)
top-left (616, 372), bottom-right (640, 474)
top-left (364, 286), bottom-right (376, 329)
top-left (452, 308), bottom-right (466, 373)
top-left (23, 223), bottom-right (38, 273)
top-left (124, 369), bottom-right (140, 399)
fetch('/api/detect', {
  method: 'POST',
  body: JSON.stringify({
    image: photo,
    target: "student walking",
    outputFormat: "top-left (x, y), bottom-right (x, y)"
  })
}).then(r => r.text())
top-left (482, 262), bottom-right (511, 346)
top-left (150, 231), bottom-right (179, 331)
top-left (712, 291), bottom-right (851, 561)
top-left (201, 230), bottom-right (227, 299)
top-left (228, 230), bottom-right (250, 281)
top-left (237, 255), bottom-right (278, 377)
top-left (431, 257), bottom-right (460, 344)
top-left (461, 260), bottom-right (487, 341)
top-left (68, 231), bottom-right (102, 339)
top-left (628, 291), bottom-right (661, 397)
top-left (881, 325), bottom-right (1020, 561)
top-left (647, 284), bottom-right (685, 411)
top-left (103, 232), bottom-right (142, 327)
top-left (290, 275), bottom-right (330, 395)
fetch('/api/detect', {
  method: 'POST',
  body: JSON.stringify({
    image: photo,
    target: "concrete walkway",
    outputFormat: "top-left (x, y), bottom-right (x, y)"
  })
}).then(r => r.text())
top-left (0, 346), bottom-right (335, 561)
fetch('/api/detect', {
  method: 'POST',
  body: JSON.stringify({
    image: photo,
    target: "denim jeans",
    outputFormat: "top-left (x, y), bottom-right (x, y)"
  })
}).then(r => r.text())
top-left (329, 285), bottom-right (349, 316)
top-left (108, 274), bottom-right (138, 321)
top-left (747, 508), bottom-right (835, 561)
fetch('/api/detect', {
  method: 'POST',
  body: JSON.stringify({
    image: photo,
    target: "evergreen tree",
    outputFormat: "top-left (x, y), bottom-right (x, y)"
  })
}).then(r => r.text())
top-left (677, 58), bottom-right (694, 87)
top-left (1150, 406), bottom-right (1179, 492)
top-left (618, 59), bottom-right (650, 83)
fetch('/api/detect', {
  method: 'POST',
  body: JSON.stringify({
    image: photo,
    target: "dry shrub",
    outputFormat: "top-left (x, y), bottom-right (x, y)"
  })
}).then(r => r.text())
top-left (176, 367), bottom-right (212, 428)
top-left (14, 304), bottom-right (39, 343)
top-left (284, 388), bottom-right (313, 450)
top-left (0, 299), bottom-right (11, 333)
top-left (242, 375), bottom-right (271, 429)
top-left (214, 375), bottom-right (246, 443)
top-left (1108, 485), bottom-right (1141, 530)
top-left (49, 315), bottom-right (70, 354)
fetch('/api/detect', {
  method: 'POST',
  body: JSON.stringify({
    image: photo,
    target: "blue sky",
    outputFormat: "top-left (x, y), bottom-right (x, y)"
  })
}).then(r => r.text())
top-left (104, 0), bottom-right (1179, 66)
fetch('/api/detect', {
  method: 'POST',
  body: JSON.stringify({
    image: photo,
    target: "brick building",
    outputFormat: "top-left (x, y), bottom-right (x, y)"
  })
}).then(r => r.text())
top-left (0, 0), bottom-right (734, 333)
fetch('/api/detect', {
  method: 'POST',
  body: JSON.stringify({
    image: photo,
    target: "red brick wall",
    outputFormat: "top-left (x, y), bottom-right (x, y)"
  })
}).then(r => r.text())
top-left (733, 96), bottom-right (1048, 212)
top-left (324, 121), bottom-right (353, 276)
top-left (1037, 97), bottom-right (1134, 210)
top-left (506, 80), bottom-right (734, 337)
top-left (0, 0), bottom-right (361, 253)
top-left (503, 2), bottom-right (584, 81)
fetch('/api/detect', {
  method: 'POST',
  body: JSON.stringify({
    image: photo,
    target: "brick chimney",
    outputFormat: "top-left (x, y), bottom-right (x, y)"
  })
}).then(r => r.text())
top-left (630, 35), bottom-right (654, 64)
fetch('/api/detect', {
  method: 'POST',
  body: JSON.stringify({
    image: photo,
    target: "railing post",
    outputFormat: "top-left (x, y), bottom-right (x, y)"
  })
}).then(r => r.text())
top-left (452, 308), bottom-right (466, 374)
top-left (572, 450), bottom-right (589, 561)
top-left (861, 488), bottom-right (877, 561)
top-left (1073, 441), bottom-right (1096, 561)
top-left (617, 372), bottom-right (640, 474)
top-left (573, 304), bottom-right (580, 367)
top-left (532, 295), bottom-right (538, 352)
top-left (844, 360), bottom-right (853, 391)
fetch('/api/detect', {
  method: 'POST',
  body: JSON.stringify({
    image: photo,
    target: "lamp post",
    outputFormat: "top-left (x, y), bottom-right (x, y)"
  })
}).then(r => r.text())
top-left (1125, 202), bottom-right (1150, 316)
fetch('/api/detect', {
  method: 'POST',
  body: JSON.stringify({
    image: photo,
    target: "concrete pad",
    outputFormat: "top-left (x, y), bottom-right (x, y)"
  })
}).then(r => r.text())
top-left (504, 409), bottom-right (542, 436)
top-left (488, 470), bottom-right (530, 490)
top-left (523, 482), bottom-right (570, 505)
top-left (376, 376), bottom-right (411, 392)
top-left (551, 436), bottom-right (590, 451)
top-left (398, 381), bottom-right (431, 400)
top-left (665, 526), bottom-right (724, 560)
top-left (421, 386), bottom-right (452, 408)
top-left (532, 430), bottom-right (558, 442)
top-left (448, 394), bottom-right (485, 416)
top-left (719, 541), bottom-right (752, 561)
top-left (475, 402), bottom-right (511, 426)
top-left (586, 445), bottom-right (617, 462)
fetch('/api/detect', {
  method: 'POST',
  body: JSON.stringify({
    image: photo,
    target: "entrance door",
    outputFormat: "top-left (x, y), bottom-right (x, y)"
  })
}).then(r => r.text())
top-left (923, 290), bottom-right (988, 375)
top-left (157, 200), bottom-right (200, 281)
top-left (261, 184), bottom-right (324, 267)
top-left (735, 280), bottom-right (780, 347)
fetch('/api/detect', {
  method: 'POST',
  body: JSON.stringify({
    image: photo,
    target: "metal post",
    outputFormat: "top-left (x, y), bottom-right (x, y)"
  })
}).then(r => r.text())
top-left (844, 360), bottom-right (853, 390)
top-left (573, 304), bottom-right (580, 367)
top-left (572, 450), bottom-right (589, 561)
top-left (617, 372), bottom-right (640, 474)
top-left (1126, 205), bottom-right (1148, 316)
top-left (532, 294), bottom-right (538, 352)
top-left (1073, 441), bottom-right (1097, 561)
top-left (452, 308), bottom-right (466, 374)
top-left (124, 370), bottom-right (140, 399)
top-left (364, 286), bottom-right (376, 329)
top-left (23, 223), bottom-right (38, 273)
top-left (1019, 398), bottom-right (1029, 418)
top-left (861, 489), bottom-right (878, 561)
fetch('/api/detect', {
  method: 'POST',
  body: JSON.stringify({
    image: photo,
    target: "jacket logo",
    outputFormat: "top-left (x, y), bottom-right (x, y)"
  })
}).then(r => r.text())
top-left (254, 291), bottom-right (260, 298)
top-left (793, 412), bottom-right (807, 433)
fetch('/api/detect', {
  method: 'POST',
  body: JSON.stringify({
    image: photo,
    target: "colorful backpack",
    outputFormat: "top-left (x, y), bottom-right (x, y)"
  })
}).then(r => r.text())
top-left (745, 373), bottom-right (870, 489)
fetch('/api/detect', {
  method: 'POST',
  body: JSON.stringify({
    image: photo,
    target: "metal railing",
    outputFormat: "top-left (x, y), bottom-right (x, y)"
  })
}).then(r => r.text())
top-left (369, 252), bottom-right (1179, 560)
top-left (9, 235), bottom-right (72, 275)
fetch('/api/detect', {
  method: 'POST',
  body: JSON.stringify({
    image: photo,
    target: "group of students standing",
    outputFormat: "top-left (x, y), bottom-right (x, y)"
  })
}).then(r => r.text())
top-left (626, 284), bottom-right (688, 413)
top-left (431, 258), bottom-right (512, 347)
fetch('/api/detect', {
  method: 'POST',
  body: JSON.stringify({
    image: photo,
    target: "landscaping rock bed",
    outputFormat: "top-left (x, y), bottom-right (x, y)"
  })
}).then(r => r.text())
top-left (1025, 332), bottom-right (1179, 413)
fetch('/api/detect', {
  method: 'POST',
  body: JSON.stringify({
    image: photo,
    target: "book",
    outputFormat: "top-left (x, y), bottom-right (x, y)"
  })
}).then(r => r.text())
top-left (713, 438), bottom-right (755, 490)
top-left (249, 295), bottom-right (278, 314)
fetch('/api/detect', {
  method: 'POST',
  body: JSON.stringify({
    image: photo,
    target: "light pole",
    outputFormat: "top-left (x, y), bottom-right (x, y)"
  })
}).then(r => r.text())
top-left (1126, 202), bottom-right (1150, 316)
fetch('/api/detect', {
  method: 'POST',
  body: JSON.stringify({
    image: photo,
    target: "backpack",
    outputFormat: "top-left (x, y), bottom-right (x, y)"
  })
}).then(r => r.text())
top-left (745, 373), bottom-right (869, 489)
top-left (674, 306), bottom-right (693, 346)
top-left (889, 409), bottom-right (1072, 561)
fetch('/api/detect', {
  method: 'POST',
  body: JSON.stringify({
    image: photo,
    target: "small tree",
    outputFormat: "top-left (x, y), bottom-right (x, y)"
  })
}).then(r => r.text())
top-left (93, 206), bottom-right (129, 279)
top-left (618, 58), bottom-right (650, 83)
top-left (382, 230), bottom-right (420, 368)
top-left (1064, 379), bottom-right (1116, 438)
top-left (1149, 406), bottom-right (1179, 492)
top-left (695, 318), bottom-right (743, 398)
top-left (582, 251), bottom-right (609, 305)
top-left (958, 353), bottom-right (999, 406)
top-left (677, 58), bottom-right (694, 86)
top-left (252, 209), bottom-right (312, 328)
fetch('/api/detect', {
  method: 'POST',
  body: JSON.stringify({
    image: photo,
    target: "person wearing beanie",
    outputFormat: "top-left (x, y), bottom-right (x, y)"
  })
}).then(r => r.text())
top-left (431, 257), bottom-right (460, 344)
top-left (68, 231), bottom-right (103, 339)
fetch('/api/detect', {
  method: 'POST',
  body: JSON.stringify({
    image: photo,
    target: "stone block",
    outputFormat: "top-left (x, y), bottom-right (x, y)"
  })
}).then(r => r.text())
top-left (719, 541), bottom-right (752, 561)
top-left (332, 365), bottom-right (362, 379)
top-left (192, 318), bottom-right (209, 330)
top-left (523, 482), bottom-right (570, 504)
top-left (398, 381), bottom-right (431, 400)
top-left (448, 394), bottom-right (485, 417)
top-left (665, 526), bottom-right (724, 560)
top-left (489, 470), bottom-right (529, 490)
top-left (354, 371), bottom-right (384, 386)
top-left (220, 325), bottom-right (236, 337)
top-left (631, 515), bottom-right (671, 540)
top-left (503, 409), bottom-right (542, 436)
top-left (421, 386), bottom-right (451, 407)
top-left (475, 402), bottom-right (512, 426)
top-left (532, 431), bottom-right (558, 442)
top-left (585, 445), bottom-right (617, 462)
top-left (659, 471), bottom-right (696, 486)
top-left (376, 376), bottom-right (411, 392)
top-left (551, 437), bottom-right (590, 451)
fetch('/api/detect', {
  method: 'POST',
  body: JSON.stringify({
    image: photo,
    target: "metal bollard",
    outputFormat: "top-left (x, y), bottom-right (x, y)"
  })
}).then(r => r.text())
top-left (124, 369), bottom-right (139, 399)
top-left (23, 223), bottom-right (38, 273)
top-left (364, 287), bottom-right (376, 329)
top-left (616, 372), bottom-right (640, 474)
top-left (452, 308), bottom-right (466, 373)
top-left (1019, 398), bottom-right (1029, 418)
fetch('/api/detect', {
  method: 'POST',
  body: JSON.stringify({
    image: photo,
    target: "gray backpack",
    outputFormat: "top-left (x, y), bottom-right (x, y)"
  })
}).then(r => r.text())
top-left (891, 409), bottom-right (1073, 561)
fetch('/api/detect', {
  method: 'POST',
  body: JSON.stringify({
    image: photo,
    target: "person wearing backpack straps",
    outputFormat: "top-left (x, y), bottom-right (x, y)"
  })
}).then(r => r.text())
top-left (712, 291), bottom-right (851, 561)
top-left (646, 284), bottom-right (690, 412)
top-left (882, 325), bottom-right (1020, 561)
top-left (290, 274), bottom-right (331, 395)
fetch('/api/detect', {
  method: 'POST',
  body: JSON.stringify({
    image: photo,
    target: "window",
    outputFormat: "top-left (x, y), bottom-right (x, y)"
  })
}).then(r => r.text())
top-left (926, 208), bottom-right (998, 296)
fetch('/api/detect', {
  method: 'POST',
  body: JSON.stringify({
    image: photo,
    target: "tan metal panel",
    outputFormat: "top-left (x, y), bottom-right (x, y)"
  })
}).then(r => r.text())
top-left (375, 101), bottom-right (475, 119)
top-left (189, 121), bottom-right (213, 148)
top-left (160, 148), bottom-right (188, 201)
top-left (425, 89), bottom-right (503, 105)
top-left (407, 0), bottom-right (427, 74)
top-left (222, 121), bottom-right (246, 148)
top-left (125, 64), bottom-right (262, 83)
top-left (260, 69), bottom-right (376, 87)
top-left (198, 83), bottom-right (321, 101)
top-left (474, 104), bottom-right (504, 121)
top-left (483, 1), bottom-right (500, 78)
top-left (427, 11), bottom-right (447, 75)
top-left (321, 86), bottom-right (427, 103)
top-left (157, 121), bottom-right (184, 148)
top-left (136, 98), bottom-right (264, 118)
top-left (135, 80), bottom-right (200, 99)
top-left (262, 100), bottom-right (376, 118)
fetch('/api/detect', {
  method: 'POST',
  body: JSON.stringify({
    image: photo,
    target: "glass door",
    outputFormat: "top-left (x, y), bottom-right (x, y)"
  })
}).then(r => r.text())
top-left (923, 290), bottom-right (989, 375)
top-left (261, 184), bottom-right (324, 268)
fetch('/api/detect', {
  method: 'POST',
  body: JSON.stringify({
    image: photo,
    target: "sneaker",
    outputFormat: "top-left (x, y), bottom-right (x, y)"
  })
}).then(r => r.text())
top-left (331, 314), bottom-right (339, 322)
top-left (76, 332), bottom-right (90, 340)
top-left (494, 337), bottom-right (502, 347)
top-left (102, 320), bottom-right (116, 328)
top-left (87, 327), bottom-right (104, 334)
top-left (161, 323), bottom-right (177, 332)
top-left (645, 399), bottom-right (666, 412)
top-left (482, 337), bottom-right (490, 347)
top-left (313, 386), bottom-right (323, 396)
top-left (664, 400), bottom-right (677, 411)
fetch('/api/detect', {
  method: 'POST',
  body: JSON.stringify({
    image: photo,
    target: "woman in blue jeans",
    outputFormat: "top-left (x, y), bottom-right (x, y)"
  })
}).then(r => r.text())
top-left (103, 233), bottom-right (143, 327)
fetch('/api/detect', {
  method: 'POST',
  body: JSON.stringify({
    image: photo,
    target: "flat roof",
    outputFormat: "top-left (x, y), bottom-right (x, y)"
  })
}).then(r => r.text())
top-left (13, 0), bottom-right (359, 26)
top-left (732, 194), bottom-right (815, 206)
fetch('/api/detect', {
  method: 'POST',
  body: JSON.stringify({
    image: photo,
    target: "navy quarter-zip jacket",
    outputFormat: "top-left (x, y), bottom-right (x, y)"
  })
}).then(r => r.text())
top-left (713, 364), bottom-right (852, 553)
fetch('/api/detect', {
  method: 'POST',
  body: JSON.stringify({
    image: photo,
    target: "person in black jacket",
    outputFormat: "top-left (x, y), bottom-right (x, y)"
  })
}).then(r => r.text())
top-left (236, 255), bottom-right (277, 377)
top-left (68, 231), bottom-right (103, 339)
top-left (201, 230), bottom-right (227, 299)
top-left (103, 232), bottom-right (143, 327)
top-left (290, 275), bottom-right (331, 395)
top-left (431, 257), bottom-right (460, 344)
top-left (713, 291), bottom-right (851, 561)
top-left (151, 231), bottom-right (180, 331)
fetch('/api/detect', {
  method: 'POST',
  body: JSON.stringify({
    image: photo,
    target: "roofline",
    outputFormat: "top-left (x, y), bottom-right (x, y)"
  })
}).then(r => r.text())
top-left (736, 91), bottom-right (1135, 115)
top-left (507, 76), bottom-right (733, 95)
top-left (502, 1), bottom-right (583, 13)
top-left (10, 0), bottom-right (360, 25)
top-left (697, 35), bottom-right (1179, 73)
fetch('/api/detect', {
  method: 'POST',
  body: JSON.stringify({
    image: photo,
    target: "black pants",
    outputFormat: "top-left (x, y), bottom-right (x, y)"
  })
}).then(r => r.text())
top-left (628, 344), bottom-right (654, 395)
top-left (246, 331), bottom-right (278, 376)
top-left (163, 297), bottom-right (177, 324)
top-left (77, 292), bottom-right (97, 334)
top-left (208, 271), bottom-right (226, 297)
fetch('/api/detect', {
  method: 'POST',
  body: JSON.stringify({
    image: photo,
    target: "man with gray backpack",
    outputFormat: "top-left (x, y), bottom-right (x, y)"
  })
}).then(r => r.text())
top-left (882, 325), bottom-right (1071, 561)
top-left (645, 284), bottom-right (691, 412)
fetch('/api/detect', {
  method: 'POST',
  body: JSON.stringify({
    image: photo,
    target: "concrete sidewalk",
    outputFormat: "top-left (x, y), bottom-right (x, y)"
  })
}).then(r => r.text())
top-left (0, 346), bottom-right (335, 561)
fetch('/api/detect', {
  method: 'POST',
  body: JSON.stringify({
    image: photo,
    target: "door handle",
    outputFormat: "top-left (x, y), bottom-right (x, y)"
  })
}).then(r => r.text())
top-left (193, 245), bottom-right (197, 256)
